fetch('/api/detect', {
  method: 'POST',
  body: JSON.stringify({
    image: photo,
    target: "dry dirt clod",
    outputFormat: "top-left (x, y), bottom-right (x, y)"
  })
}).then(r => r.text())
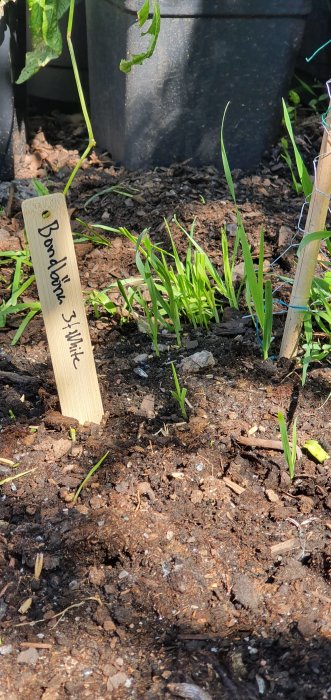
top-left (167, 682), bottom-right (212, 700)
top-left (232, 574), bottom-right (262, 612)
top-left (17, 647), bottom-right (39, 665)
top-left (137, 394), bottom-right (155, 419)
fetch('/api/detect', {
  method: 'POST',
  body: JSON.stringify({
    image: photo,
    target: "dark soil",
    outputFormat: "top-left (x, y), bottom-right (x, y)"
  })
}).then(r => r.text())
top-left (0, 109), bottom-right (331, 700)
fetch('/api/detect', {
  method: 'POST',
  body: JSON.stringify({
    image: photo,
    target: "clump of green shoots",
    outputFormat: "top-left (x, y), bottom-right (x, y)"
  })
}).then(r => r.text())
top-left (91, 216), bottom-right (241, 355)
top-left (0, 249), bottom-right (41, 346)
top-left (277, 412), bottom-right (298, 480)
top-left (170, 362), bottom-right (187, 420)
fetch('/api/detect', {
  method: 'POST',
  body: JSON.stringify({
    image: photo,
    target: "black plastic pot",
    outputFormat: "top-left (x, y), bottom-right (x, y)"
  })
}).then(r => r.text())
top-left (86, 0), bottom-right (312, 171)
top-left (297, 0), bottom-right (331, 81)
top-left (0, 15), bottom-right (14, 180)
top-left (0, 0), bottom-right (26, 182)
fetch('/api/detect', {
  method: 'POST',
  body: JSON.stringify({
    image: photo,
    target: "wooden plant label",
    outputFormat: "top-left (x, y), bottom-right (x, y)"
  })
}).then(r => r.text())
top-left (22, 193), bottom-right (104, 425)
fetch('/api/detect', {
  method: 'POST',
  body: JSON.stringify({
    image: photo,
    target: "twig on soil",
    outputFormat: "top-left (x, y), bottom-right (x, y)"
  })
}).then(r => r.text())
top-left (270, 538), bottom-right (300, 555)
top-left (0, 582), bottom-right (13, 597)
top-left (0, 457), bottom-right (18, 466)
top-left (223, 477), bottom-right (245, 495)
top-left (234, 435), bottom-right (302, 459)
top-left (286, 516), bottom-right (319, 559)
top-left (14, 596), bottom-right (102, 628)
top-left (20, 642), bottom-right (52, 649)
top-left (0, 370), bottom-right (39, 385)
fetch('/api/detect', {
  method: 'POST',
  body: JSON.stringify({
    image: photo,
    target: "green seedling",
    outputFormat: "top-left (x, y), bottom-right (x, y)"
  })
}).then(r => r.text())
top-left (0, 248), bottom-right (41, 345)
top-left (8, 409), bottom-right (16, 421)
top-left (69, 427), bottom-right (76, 442)
top-left (300, 264), bottom-right (331, 384)
top-left (93, 216), bottom-right (240, 354)
top-left (170, 362), bottom-right (187, 420)
top-left (277, 412), bottom-right (298, 480)
top-left (73, 229), bottom-right (112, 247)
top-left (291, 76), bottom-right (328, 116)
top-left (33, 179), bottom-right (50, 196)
top-left (280, 137), bottom-right (304, 195)
top-left (301, 313), bottom-right (331, 386)
top-left (172, 215), bottom-right (240, 311)
top-left (84, 184), bottom-right (139, 209)
top-left (220, 106), bottom-right (273, 359)
top-left (72, 451), bottom-right (109, 505)
top-left (282, 99), bottom-right (312, 199)
top-left (87, 290), bottom-right (117, 319)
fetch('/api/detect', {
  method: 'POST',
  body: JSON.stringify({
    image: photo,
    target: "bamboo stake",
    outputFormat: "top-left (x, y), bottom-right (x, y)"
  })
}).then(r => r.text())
top-left (280, 102), bottom-right (331, 358)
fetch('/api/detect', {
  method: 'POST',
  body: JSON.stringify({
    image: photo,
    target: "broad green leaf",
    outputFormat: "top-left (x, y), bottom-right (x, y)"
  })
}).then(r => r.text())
top-left (138, 0), bottom-right (150, 26)
top-left (17, 0), bottom-right (71, 83)
top-left (120, 1), bottom-right (160, 74)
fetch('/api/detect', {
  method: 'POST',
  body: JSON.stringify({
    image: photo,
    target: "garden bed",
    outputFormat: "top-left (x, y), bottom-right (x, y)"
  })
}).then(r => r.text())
top-left (0, 109), bottom-right (330, 699)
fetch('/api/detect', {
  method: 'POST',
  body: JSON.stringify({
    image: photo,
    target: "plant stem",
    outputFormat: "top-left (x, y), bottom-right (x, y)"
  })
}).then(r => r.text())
top-left (63, 0), bottom-right (96, 195)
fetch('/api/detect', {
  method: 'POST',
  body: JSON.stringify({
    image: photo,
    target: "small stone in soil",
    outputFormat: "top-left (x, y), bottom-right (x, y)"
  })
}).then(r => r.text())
top-left (0, 645), bottom-right (13, 655)
top-left (134, 367), bottom-right (148, 378)
top-left (17, 647), bottom-right (39, 665)
top-left (180, 350), bottom-right (215, 373)
top-left (133, 353), bottom-right (148, 364)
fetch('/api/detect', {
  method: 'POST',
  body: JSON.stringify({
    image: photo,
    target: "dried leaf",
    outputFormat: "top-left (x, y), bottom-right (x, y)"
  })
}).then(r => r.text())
top-left (34, 552), bottom-right (44, 580)
top-left (18, 597), bottom-right (33, 615)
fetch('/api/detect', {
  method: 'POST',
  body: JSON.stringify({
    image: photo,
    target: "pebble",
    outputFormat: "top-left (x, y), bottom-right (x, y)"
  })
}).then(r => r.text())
top-left (0, 644), bottom-right (13, 655)
top-left (17, 647), bottom-right (39, 665)
top-left (265, 488), bottom-right (279, 503)
top-left (167, 682), bottom-right (212, 700)
top-left (118, 570), bottom-right (129, 580)
top-left (133, 353), bottom-right (148, 364)
top-left (180, 350), bottom-right (215, 373)
top-left (134, 367), bottom-right (148, 379)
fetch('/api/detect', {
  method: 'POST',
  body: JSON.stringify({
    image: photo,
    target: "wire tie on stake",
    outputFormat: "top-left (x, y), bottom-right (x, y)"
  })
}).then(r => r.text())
top-left (273, 299), bottom-right (310, 312)
top-left (305, 39), bottom-right (331, 64)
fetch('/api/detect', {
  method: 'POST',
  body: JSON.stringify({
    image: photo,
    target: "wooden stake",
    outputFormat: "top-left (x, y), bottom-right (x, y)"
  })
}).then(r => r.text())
top-left (280, 103), bottom-right (331, 358)
top-left (22, 194), bottom-right (104, 425)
